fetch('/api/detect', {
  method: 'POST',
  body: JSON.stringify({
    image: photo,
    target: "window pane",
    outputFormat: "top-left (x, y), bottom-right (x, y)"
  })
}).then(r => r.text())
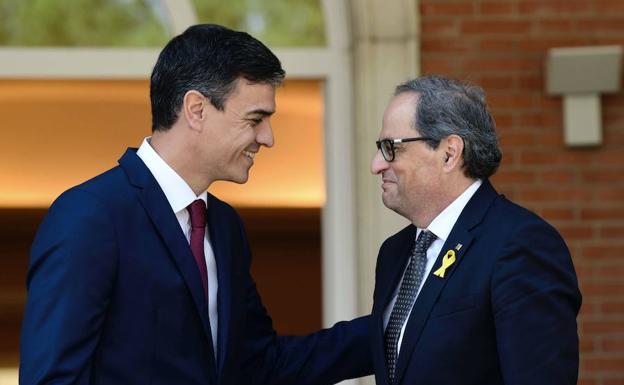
top-left (0, 0), bottom-right (169, 47)
top-left (0, 79), bottom-right (323, 208)
top-left (192, 0), bottom-right (325, 47)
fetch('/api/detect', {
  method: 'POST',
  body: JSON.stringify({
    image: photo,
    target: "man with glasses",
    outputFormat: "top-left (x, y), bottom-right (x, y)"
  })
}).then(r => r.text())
top-left (20, 24), bottom-right (372, 385)
top-left (368, 75), bottom-right (581, 385)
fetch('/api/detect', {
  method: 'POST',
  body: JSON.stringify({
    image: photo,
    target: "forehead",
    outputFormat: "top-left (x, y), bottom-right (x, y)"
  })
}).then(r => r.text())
top-left (225, 79), bottom-right (276, 113)
top-left (381, 92), bottom-right (419, 137)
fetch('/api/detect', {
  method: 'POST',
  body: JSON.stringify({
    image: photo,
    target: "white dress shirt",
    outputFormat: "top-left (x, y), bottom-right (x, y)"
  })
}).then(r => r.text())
top-left (137, 137), bottom-right (219, 355)
top-left (383, 179), bottom-right (482, 354)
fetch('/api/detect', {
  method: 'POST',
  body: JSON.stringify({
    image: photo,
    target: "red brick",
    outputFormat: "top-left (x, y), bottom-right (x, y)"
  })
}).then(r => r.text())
top-left (461, 20), bottom-right (532, 35)
top-left (520, 189), bottom-right (593, 202)
top-left (492, 113), bottom-right (513, 127)
top-left (536, 98), bottom-right (563, 110)
top-left (479, 75), bottom-right (515, 90)
top-left (578, 379), bottom-right (597, 385)
top-left (421, 59), bottom-right (454, 74)
top-left (578, 19), bottom-right (624, 33)
top-left (596, 0), bottom-right (624, 12)
top-left (421, 20), bottom-right (458, 36)
top-left (604, 131), bottom-right (624, 143)
top-left (499, 133), bottom-right (534, 146)
top-left (580, 337), bottom-right (596, 353)
top-left (582, 246), bottom-right (624, 260)
top-left (603, 337), bottom-right (624, 352)
top-left (540, 170), bottom-right (576, 183)
top-left (582, 170), bottom-right (624, 183)
top-left (517, 75), bottom-right (543, 90)
top-left (421, 2), bottom-right (475, 16)
top-left (487, 94), bottom-right (535, 109)
top-left (517, 112), bottom-right (561, 127)
top-left (583, 320), bottom-right (624, 333)
top-left (479, 2), bottom-right (514, 15)
top-left (584, 357), bottom-right (624, 371)
top-left (491, 170), bottom-right (536, 184)
top-left (520, 151), bottom-right (552, 164)
top-left (462, 58), bottom-right (541, 73)
top-left (518, 1), bottom-right (591, 14)
top-left (600, 226), bottom-right (624, 239)
top-left (582, 280), bottom-right (624, 296)
top-left (538, 132), bottom-right (564, 146)
top-left (603, 301), bottom-right (624, 314)
top-left (479, 38), bottom-right (519, 52)
top-left (595, 266), bottom-right (624, 279)
top-left (604, 378), bottom-right (624, 385)
top-left (421, 39), bottom-right (474, 53)
top-left (518, 38), bottom-right (590, 52)
top-left (594, 189), bottom-right (624, 202)
top-left (536, 20), bottom-right (574, 34)
top-left (542, 208), bottom-right (575, 221)
top-left (559, 226), bottom-right (595, 241)
top-left (604, 94), bottom-right (624, 108)
top-left (582, 208), bottom-right (624, 220)
top-left (593, 150), bottom-right (624, 165)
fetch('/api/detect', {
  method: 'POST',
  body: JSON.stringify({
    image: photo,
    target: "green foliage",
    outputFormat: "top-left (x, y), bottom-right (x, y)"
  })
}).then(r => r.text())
top-left (0, 0), bottom-right (169, 46)
top-left (0, 0), bottom-right (325, 47)
top-left (192, 0), bottom-right (325, 47)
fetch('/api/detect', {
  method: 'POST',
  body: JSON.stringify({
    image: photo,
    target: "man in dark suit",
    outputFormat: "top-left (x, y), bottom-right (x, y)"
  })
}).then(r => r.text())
top-left (20, 24), bottom-right (371, 385)
top-left (369, 75), bottom-right (581, 385)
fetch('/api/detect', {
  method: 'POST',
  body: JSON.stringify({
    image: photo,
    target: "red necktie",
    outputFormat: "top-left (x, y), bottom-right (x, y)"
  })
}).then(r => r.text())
top-left (187, 199), bottom-right (208, 298)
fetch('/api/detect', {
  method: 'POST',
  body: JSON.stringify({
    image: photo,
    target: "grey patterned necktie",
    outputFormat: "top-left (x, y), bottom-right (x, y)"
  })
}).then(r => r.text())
top-left (384, 230), bottom-right (437, 384)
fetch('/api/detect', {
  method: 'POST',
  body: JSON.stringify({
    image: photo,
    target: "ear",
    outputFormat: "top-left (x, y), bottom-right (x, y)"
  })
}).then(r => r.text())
top-left (181, 90), bottom-right (207, 132)
top-left (441, 134), bottom-right (464, 172)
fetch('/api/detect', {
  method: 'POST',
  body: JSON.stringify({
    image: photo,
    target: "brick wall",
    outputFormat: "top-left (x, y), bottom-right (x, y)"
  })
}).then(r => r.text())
top-left (420, 1), bottom-right (624, 384)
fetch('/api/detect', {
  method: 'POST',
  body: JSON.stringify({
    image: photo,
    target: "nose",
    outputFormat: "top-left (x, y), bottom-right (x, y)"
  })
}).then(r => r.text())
top-left (371, 149), bottom-right (389, 175)
top-left (257, 120), bottom-right (274, 148)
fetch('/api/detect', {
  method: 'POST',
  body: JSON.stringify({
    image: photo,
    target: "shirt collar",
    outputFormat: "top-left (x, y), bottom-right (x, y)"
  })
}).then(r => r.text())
top-left (420, 179), bottom-right (482, 242)
top-left (136, 137), bottom-right (207, 214)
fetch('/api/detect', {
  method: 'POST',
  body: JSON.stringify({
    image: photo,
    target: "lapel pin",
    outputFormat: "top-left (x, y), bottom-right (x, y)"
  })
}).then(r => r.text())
top-left (455, 243), bottom-right (462, 251)
top-left (433, 250), bottom-right (456, 278)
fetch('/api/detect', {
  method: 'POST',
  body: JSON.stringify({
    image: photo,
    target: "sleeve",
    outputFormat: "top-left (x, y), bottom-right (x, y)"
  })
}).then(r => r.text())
top-left (234, 216), bottom-right (373, 385)
top-left (492, 218), bottom-right (582, 385)
top-left (19, 188), bottom-right (118, 385)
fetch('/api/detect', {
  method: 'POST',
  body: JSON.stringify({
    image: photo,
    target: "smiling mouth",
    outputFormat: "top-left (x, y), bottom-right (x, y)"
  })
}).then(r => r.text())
top-left (242, 150), bottom-right (256, 161)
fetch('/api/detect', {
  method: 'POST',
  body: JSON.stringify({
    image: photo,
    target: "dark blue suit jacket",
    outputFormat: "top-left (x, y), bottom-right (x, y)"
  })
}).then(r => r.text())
top-left (20, 149), bottom-right (372, 385)
top-left (370, 181), bottom-right (581, 385)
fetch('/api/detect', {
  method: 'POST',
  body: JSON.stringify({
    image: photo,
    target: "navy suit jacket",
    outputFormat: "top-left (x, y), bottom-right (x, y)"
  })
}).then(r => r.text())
top-left (20, 149), bottom-right (372, 385)
top-left (370, 180), bottom-right (581, 385)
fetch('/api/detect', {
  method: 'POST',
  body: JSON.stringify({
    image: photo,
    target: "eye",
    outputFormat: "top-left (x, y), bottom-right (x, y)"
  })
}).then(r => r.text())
top-left (248, 118), bottom-right (262, 126)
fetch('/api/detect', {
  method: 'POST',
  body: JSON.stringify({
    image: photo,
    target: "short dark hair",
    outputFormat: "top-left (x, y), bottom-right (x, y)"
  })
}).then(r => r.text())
top-left (150, 24), bottom-right (285, 131)
top-left (395, 75), bottom-right (502, 179)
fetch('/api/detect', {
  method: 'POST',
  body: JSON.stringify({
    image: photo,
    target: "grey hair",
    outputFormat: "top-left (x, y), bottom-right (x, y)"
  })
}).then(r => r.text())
top-left (395, 75), bottom-right (502, 179)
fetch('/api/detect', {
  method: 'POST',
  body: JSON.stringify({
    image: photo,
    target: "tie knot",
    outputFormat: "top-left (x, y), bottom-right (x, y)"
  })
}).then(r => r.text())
top-left (415, 230), bottom-right (437, 254)
top-left (187, 199), bottom-right (206, 229)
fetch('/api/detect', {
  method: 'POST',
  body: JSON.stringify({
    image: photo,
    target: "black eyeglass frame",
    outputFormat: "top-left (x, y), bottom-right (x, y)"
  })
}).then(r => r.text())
top-left (375, 137), bottom-right (437, 162)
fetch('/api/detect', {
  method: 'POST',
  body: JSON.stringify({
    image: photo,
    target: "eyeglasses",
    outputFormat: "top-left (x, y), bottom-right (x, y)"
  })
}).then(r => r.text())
top-left (375, 137), bottom-right (436, 162)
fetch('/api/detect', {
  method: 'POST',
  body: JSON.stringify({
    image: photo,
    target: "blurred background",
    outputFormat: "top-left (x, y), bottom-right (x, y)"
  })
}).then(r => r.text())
top-left (1, 1), bottom-right (623, 384)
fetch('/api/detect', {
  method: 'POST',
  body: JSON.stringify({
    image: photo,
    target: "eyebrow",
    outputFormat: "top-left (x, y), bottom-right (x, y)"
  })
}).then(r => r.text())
top-left (245, 108), bottom-right (274, 117)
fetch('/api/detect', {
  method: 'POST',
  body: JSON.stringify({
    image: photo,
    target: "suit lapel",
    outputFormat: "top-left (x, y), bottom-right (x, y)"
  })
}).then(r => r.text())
top-left (206, 195), bottom-right (233, 377)
top-left (393, 181), bottom-right (499, 384)
top-left (118, 149), bottom-right (217, 370)
top-left (393, 228), bottom-right (474, 384)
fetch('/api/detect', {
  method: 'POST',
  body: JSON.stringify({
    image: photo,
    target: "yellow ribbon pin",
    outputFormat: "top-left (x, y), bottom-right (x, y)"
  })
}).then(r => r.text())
top-left (433, 250), bottom-right (456, 278)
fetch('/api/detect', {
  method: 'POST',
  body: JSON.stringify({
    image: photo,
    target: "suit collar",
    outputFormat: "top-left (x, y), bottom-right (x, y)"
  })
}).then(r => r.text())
top-left (377, 180), bottom-right (499, 384)
top-left (118, 149), bottom-right (218, 380)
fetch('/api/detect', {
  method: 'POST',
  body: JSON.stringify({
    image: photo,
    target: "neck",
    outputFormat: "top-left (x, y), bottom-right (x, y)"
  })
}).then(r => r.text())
top-left (150, 128), bottom-right (213, 195)
top-left (411, 174), bottom-right (475, 229)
